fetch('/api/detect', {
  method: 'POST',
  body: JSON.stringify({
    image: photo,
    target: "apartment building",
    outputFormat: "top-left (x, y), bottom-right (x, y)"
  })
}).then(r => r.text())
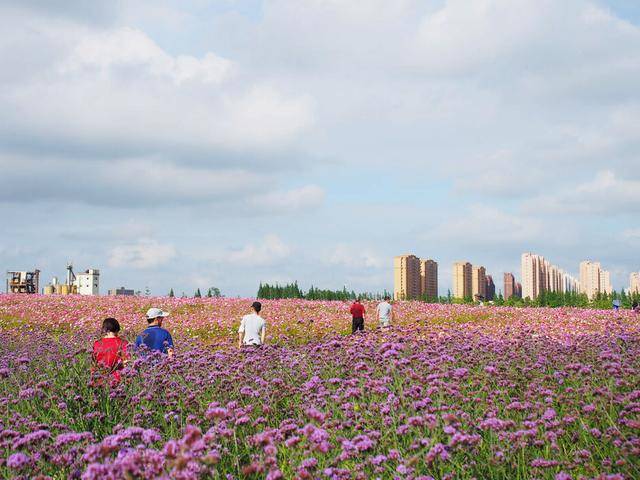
top-left (452, 261), bottom-right (472, 299)
top-left (393, 254), bottom-right (421, 300)
top-left (630, 272), bottom-right (640, 294)
top-left (420, 259), bottom-right (438, 300)
top-left (504, 272), bottom-right (516, 300)
top-left (485, 275), bottom-right (495, 301)
top-left (472, 265), bottom-right (487, 300)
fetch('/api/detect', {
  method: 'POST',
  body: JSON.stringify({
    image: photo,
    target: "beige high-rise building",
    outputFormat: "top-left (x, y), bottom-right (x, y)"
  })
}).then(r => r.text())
top-left (580, 261), bottom-right (601, 299)
top-left (521, 253), bottom-right (541, 300)
top-left (599, 270), bottom-right (612, 295)
top-left (521, 252), bottom-right (578, 300)
top-left (394, 255), bottom-right (421, 300)
top-left (452, 261), bottom-right (472, 299)
top-left (630, 272), bottom-right (640, 294)
top-left (472, 265), bottom-right (487, 300)
top-left (420, 259), bottom-right (438, 299)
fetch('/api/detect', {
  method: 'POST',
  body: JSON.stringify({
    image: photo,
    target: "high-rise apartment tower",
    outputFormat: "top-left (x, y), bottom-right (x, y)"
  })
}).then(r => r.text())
top-left (394, 255), bottom-right (421, 300)
top-left (452, 261), bottom-right (472, 299)
top-left (420, 259), bottom-right (438, 300)
top-left (580, 261), bottom-right (601, 299)
top-left (504, 272), bottom-right (516, 300)
top-left (472, 265), bottom-right (487, 300)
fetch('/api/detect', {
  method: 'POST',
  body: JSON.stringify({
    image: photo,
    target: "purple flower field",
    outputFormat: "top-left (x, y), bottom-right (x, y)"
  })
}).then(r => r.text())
top-left (0, 295), bottom-right (639, 479)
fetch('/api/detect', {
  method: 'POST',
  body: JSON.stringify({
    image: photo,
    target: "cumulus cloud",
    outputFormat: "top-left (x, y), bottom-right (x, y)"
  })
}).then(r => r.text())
top-left (524, 171), bottom-right (640, 215)
top-left (221, 234), bottom-right (291, 267)
top-left (0, 5), bottom-right (316, 212)
top-left (431, 206), bottom-right (545, 246)
top-left (108, 239), bottom-right (176, 269)
top-left (327, 245), bottom-right (385, 269)
top-left (248, 185), bottom-right (325, 213)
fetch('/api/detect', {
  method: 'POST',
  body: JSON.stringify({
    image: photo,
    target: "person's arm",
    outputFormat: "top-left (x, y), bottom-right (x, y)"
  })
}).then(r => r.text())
top-left (261, 324), bottom-right (266, 345)
top-left (238, 318), bottom-right (245, 348)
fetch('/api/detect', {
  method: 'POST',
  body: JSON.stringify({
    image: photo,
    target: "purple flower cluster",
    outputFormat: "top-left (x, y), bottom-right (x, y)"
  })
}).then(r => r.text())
top-left (0, 295), bottom-right (639, 478)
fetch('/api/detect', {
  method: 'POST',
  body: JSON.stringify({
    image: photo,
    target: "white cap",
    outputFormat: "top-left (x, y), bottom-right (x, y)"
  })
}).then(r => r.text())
top-left (146, 307), bottom-right (169, 320)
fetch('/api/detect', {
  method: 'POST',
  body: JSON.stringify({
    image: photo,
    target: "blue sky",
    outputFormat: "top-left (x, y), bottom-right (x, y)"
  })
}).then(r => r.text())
top-left (1, 0), bottom-right (639, 297)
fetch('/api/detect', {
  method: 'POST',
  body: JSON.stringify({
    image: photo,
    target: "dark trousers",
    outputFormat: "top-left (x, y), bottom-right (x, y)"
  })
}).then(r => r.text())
top-left (352, 317), bottom-right (364, 333)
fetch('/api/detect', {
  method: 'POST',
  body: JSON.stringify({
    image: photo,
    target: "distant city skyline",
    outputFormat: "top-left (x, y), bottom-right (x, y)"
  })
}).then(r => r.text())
top-left (394, 252), bottom-right (630, 301)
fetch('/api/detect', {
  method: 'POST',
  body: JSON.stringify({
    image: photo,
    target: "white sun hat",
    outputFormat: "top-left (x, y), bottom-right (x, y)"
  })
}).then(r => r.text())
top-left (146, 307), bottom-right (170, 320)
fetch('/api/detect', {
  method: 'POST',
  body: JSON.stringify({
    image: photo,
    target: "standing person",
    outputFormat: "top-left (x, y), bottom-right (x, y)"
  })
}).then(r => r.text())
top-left (376, 296), bottom-right (394, 329)
top-left (350, 297), bottom-right (366, 334)
top-left (135, 308), bottom-right (174, 357)
top-left (238, 301), bottom-right (266, 348)
top-left (92, 317), bottom-right (129, 384)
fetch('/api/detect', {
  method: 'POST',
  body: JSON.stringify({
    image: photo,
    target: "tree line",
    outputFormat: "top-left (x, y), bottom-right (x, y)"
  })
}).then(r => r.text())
top-left (257, 282), bottom-right (392, 301)
top-left (431, 289), bottom-right (640, 310)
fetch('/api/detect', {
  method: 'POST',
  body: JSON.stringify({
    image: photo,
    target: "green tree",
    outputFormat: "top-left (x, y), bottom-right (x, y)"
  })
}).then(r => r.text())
top-left (194, 288), bottom-right (202, 298)
top-left (168, 288), bottom-right (174, 298)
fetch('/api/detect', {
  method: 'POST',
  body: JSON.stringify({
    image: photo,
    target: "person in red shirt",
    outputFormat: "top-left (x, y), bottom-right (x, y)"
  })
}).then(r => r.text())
top-left (92, 318), bottom-right (129, 384)
top-left (350, 298), bottom-right (366, 334)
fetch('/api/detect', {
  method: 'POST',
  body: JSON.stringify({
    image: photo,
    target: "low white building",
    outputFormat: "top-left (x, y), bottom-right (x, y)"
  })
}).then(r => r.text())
top-left (75, 269), bottom-right (100, 295)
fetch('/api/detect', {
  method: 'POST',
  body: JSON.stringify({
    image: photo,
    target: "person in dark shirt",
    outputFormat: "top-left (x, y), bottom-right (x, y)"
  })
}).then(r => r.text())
top-left (350, 298), bottom-right (366, 334)
top-left (135, 308), bottom-right (174, 357)
top-left (92, 317), bottom-right (129, 384)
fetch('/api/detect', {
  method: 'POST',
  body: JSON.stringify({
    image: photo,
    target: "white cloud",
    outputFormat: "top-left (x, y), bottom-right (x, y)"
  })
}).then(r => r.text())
top-left (327, 245), bottom-right (384, 269)
top-left (59, 27), bottom-right (234, 85)
top-left (249, 185), bottom-right (325, 213)
top-left (0, 15), bottom-right (314, 156)
top-left (108, 239), bottom-right (176, 269)
top-left (524, 171), bottom-right (640, 215)
top-left (223, 234), bottom-right (291, 267)
top-left (432, 206), bottom-right (545, 246)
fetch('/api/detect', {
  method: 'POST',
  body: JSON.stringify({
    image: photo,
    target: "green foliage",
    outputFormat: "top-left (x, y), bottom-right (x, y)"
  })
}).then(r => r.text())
top-left (206, 287), bottom-right (222, 298)
top-left (194, 288), bottom-right (202, 298)
top-left (168, 288), bottom-right (174, 298)
top-left (257, 282), bottom-right (392, 301)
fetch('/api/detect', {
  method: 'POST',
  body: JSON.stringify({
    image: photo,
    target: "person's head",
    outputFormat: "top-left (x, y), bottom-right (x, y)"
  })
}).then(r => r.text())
top-left (102, 317), bottom-right (120, 335)
top-left (146, 307), bottom-right (169, 325)
top-left (356, 297), bottom-right (362, 303)
top-left (251, 301), bottom-right (262, 314)
top-left (384, 296), bottom-right (391, 302)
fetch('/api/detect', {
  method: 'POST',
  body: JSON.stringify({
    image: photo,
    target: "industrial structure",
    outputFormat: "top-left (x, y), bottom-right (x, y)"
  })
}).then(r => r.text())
top-left (6, 270), bottom-right (40, 294)
top-left (42, 264), bottom-right (100, 296)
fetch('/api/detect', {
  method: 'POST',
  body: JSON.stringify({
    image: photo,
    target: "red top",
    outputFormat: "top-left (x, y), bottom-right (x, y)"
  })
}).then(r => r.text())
top-left (93, 337), bottom-right (128, 372)
top-left (350, 302), bottom-right (365, 319)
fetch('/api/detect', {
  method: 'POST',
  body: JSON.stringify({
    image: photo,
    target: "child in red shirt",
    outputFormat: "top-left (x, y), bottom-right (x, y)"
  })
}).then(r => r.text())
top-left (92, 317), bottom-right (129, 385)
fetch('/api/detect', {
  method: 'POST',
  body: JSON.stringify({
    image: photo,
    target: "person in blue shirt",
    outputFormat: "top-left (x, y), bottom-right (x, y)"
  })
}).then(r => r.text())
top-left (135, 308), bottom-right (174, 357)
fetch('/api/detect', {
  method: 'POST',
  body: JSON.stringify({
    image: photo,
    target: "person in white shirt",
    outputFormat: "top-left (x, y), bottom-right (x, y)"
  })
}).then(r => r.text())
top-left (376, 296), bottom-right (394, 328)
top-left (238, 301), bottom-right (266, 348)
